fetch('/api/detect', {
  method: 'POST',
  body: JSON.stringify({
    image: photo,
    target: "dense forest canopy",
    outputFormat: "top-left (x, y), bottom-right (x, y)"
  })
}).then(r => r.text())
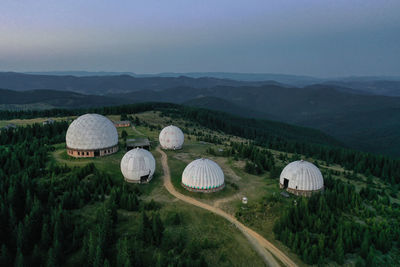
top-left (273, 174), bottom-right (399, 265)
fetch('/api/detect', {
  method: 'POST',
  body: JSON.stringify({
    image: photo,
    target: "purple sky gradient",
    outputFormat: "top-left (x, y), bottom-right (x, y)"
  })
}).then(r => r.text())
top-left (0, 0), bottom-right (399, 77)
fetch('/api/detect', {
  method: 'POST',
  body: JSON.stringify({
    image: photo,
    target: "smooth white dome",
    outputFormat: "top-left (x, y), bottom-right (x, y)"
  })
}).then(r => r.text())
top-left (159, 125), bottom-right (184, 150)
top-left (120, 148), bottom-right (156, 183)
top-left (280, 160), bottom-right (324, 192)
top-left (66, 114), bottom-right (118, 150)
top-left (182, 158), bottom-right (224, 190)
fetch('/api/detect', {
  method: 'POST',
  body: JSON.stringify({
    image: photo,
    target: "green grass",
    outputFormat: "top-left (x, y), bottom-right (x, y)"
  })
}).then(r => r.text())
top-left (0, 116), bottom-right (74, 128)
top-left (114, 201), bottom-right (266, 267)
top-left (166, 149), bottom-right (240, 203)
top-left (51, 143), bottom-right (125, 180)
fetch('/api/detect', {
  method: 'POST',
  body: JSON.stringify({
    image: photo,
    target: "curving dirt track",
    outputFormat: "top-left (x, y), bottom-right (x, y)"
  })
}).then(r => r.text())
top-left (157, 147), bottom-right (297, 267)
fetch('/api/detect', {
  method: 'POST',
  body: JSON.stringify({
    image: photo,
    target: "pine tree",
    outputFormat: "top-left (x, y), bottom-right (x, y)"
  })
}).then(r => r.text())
top-left (14, 249), bottom-right (24, 267)
top-left (93, 245), bottom-right (103, 267)
top-left (152, 213), bottom-right (164, 246)
top-left (310, 244), bottom-right (318, 264)
top-left (116, 237), bottom-right (131, 267)
top-left (46, 247), bottom-right (56, 267)
top-left (16, 222), bottom-right (25, 254)
top-left (87, 232), bottom-right (97, 265)
top-left (0, 244), bottom-right (9, 266)
top-left (31, 244), bottom-right (42, 267)
top-left (121, 130), bottom-right (128, 143)
top-left (138, 211), bottom-right (150, 241)
top-left (103, 259), bottom-right (111, 267)
top-left (360, 231), bottom-right (369, 258)
top-left (334, 236), bottom-right (344, 264)
top-left (52, 238), bottom-right (62, 266)
top-left (366, 247), bottom-right (376, 267)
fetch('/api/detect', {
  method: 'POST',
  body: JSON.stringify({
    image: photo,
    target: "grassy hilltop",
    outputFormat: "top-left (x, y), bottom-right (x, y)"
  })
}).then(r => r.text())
top-left (1, 107), bottom-right (399, 266)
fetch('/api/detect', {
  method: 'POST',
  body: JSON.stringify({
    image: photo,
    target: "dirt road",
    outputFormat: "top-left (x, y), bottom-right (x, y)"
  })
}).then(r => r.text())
top-left (157, 147), bottom-right (297, 267)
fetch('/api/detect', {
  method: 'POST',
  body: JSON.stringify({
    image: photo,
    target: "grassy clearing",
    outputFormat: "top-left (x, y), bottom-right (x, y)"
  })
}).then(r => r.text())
top-left (115, 201), bottom-right (266, 267)
top-left (51, 143), bottom-right (125, 181)
top-left (0, 116), bottom-right (75, 128)
top-left (166, 149), bottom-right (241, 205)
top-left (53, 137), bottom-right (267, 266)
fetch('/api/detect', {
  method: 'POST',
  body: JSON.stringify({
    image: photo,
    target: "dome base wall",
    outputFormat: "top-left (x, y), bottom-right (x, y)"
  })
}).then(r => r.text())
top-left (160, 145), bottom-right (182, 150)
top-left (67, 145), bottom-right (118, 158)
top-left (124, 175), bottom-right (153, 184)
top-left (181, 183), bottom-right (225, 193)
top-left (280, 183), bottom-right (324, 197)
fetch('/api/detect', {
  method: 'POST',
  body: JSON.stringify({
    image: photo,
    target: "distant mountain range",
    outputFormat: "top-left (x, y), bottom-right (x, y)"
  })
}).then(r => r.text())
top-left (2, 77), bottom-right (400, 157)
top-left (23, 71), bottom-right (321, 86)
top-left (0, 72), bottom-right (283, 95)
top-left (22, 71), bottom-right (400, 92)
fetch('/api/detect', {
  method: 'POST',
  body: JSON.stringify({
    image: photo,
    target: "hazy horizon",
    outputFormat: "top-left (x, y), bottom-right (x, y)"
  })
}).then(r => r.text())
top-left (9, 70), bottom-right (400, 80)
top-left (1, 0), bottom-right (400, 77)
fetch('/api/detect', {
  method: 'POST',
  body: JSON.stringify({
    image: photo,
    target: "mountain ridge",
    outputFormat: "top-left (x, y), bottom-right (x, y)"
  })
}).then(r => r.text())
top-left (0, 72), bottom-right (285, 95)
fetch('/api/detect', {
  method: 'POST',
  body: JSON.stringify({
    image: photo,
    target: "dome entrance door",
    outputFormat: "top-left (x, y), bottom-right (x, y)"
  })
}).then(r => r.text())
top-left (140, 174), bottom-right (149, 183)
top-left (94, 150), bottom-right (100, 157)
top-left (283, 178), bottom-right (289, 189)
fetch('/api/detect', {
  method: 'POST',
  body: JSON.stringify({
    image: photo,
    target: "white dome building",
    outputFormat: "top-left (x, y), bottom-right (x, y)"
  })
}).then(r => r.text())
top-left (182, 158), bottom-right (225, 193)
top-left (66, 114), bottom-right (118, 158)
top-left (279, 160), bottom-right (324, 196)
top-left (120, 148), bottom-right (156, 183)
top-left (159, 125), bottom-right (184, 150)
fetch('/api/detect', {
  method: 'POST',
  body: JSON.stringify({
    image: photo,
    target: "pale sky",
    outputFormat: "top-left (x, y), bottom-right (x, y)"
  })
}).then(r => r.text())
top-left (0, 0), bottom-right (399, 77)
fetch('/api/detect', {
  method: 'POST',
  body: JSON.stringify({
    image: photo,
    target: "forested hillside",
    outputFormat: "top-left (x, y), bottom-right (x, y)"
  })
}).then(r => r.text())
top-left (0, 89), bottom-right (125, 109)
top-left (108, 85), bottom-right (400, 156)
top-left (1, 103), bottom-right (399, 266)
top-left (324, 80), bottom-right (400, 96)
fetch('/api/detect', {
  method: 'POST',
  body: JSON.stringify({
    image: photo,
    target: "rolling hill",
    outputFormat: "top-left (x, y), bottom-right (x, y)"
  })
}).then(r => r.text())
top-left (0, 72), bottom-right (280, 95)
top-left (323, 80), bottom-right (400, 96)
top-left (108, 85), bottom-right (400, 156)
top-left (182, 96), bottom-right (275, 120)
top-left (0, 88), bottom-right (126, 109)
top-left (8, 71), bottom-right (400, 96)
